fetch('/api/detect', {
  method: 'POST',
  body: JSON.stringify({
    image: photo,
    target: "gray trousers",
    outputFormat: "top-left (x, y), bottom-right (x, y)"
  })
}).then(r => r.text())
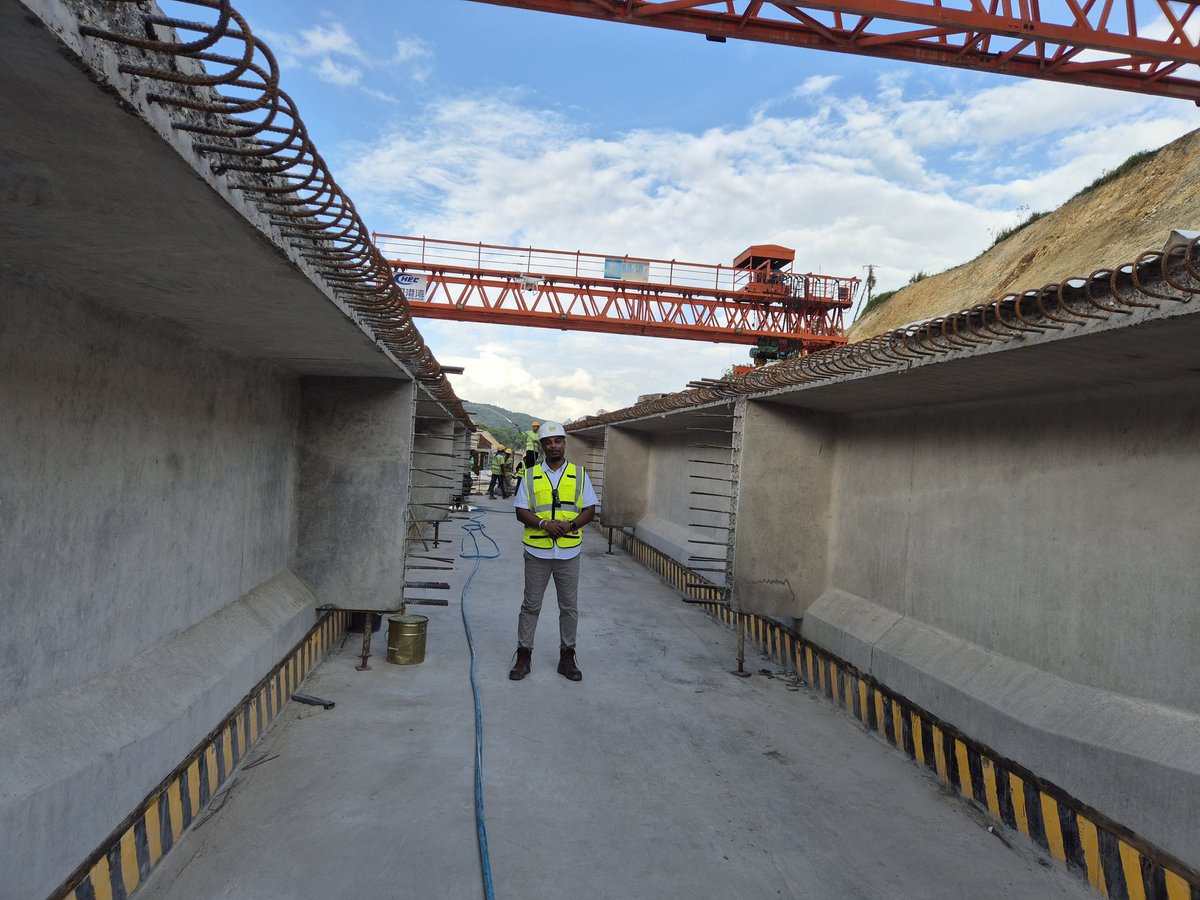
top-left (517, 552), bottom-right (580, 651)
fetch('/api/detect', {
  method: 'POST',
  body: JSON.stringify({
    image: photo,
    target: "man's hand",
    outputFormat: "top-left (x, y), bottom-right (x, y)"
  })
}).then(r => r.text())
top-left (544, 518), bottom-right (572, 538)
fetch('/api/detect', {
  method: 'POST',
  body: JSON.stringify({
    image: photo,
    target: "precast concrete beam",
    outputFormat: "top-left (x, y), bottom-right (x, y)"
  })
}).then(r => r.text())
top-left (577, 256), bottom-right (1200, 877)
top-left (1, 0), bottom-right (425, 381)
top-left (1, 2), bottom-right (468, 892)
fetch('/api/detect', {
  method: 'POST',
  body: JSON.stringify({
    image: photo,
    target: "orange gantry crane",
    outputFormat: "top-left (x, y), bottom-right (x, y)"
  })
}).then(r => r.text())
top-left (464, 1), bottom-right (1200, 102)
top-left (373, 234), bottom-right (860, 357)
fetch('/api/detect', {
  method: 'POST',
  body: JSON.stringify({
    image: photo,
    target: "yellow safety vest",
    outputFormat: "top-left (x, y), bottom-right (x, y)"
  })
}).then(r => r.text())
top-left (522, 462), bottom-right (585, 549)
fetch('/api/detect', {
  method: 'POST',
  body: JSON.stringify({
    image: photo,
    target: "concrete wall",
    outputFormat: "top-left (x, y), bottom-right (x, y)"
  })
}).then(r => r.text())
top-left (0, 281), bottom-right (319, 897)
top-left (733, 401), bottom-right (835, 617)
top-left (0, 281), bottom-right (438, 896)
top-left (599, 426), bottom-right (652, 526)
top-left (295, 378), bottom-right (415, 612)
top-left (409, 412), bottom-right (458, 526)
top-left (640, 432), bottom-right (730, 565)
top-left (827, 378), bottom-right (1200, 711)
top-left (804, 377), bottom-right (1200, 866)
top-left (565, 428), bottom-right (606, 511)
top-left (0, 281), bottom-right (300, 711)
top-left (595, 414), bottom-right (736, 583)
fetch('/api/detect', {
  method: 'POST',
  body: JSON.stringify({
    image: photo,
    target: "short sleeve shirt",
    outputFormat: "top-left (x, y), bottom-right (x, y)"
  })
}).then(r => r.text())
top-left (513, 462), bottom-right (598, 560)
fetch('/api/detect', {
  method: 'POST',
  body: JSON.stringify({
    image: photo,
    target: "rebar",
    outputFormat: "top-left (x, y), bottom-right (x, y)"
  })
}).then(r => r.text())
top-left (566, 236), bottom-right (1200, 432)
top-left (81, 0), bottom-right (469, 424)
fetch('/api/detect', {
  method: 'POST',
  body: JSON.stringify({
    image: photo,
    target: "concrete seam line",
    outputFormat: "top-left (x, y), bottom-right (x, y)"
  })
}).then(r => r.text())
top-left (47, 610), bottom-right (351, 900)
top-left (868, 616), bottom-right (904, 681)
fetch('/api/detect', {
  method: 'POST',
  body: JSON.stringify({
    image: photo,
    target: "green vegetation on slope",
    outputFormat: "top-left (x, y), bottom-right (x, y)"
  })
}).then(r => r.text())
top-left (989, 209), bottom-right (1048, 248)
top-left (856, 271), bottom-right (928, 321)
top-left (1070, 148), bottom-right (1161, 201)
top-left (463, 402), bottom-right (541, 450)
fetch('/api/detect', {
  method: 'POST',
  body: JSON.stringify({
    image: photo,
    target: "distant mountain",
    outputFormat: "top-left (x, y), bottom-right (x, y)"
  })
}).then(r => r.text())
top-left (463, 402), bottom-right (542, 451)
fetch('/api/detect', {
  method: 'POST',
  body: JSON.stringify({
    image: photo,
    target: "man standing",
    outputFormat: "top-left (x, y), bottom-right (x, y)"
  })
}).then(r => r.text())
top-left (521, 421), bottom-right (541, 470)
top-left (487, 447), bottom-right (509, 499)
top-left (509, 421), bottom-right (597, 682)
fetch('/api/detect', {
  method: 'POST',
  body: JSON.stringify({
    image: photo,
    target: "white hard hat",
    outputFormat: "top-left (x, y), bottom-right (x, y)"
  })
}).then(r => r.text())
top-left (538, 420), bottom-right (566, 441)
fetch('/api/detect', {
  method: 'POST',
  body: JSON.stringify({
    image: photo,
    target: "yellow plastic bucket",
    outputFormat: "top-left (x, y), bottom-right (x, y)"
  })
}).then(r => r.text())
top-left (386, 615), bottom-right (428, 665)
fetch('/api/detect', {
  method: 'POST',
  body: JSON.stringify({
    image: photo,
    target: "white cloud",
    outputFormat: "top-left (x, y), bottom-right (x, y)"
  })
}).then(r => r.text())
top-left (394, 37), bottom-right (433, 83)
top-left (428, 323), bottom-right (734, 419)
top-left (263, 22), bottom-right (433, 95)
top-left (315, 57), bottom-right (362, 88)
top-left (795, 75), bottom-right (839, 96)
top-left (267, 23), bottom-right (368, 66)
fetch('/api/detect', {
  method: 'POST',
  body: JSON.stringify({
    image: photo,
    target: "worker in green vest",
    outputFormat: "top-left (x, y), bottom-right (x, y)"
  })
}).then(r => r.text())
top-left (512, 458), bottom-right (526, 491)
top-left (509, 421), bottom-right (598, 683)
top-left (521, 420), bottom-right (541, 470)
top-left (487, 447), bottom-right (509, 499)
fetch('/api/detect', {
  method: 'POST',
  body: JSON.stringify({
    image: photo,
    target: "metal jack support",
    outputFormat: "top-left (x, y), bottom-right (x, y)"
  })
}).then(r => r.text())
top-left (731, 611), bottom-right (751, 678)
top-left (356, 625), bottom-right (372, 671)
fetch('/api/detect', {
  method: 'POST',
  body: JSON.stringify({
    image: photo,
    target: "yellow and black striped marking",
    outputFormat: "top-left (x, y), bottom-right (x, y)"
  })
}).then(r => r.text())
top-left (611, 528), bottom-right (727, 604)
top-left (612, 530), bottom-right (1198, 900)
top-left (693, 604), bottom-right (1200, 900)
top-left (52, 610), bottom-right (349, 900)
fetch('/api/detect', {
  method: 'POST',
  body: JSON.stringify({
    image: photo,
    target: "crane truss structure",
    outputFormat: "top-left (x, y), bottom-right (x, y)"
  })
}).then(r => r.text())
top-left (466, 1), bottom-right (1200, 102)
top-left (374, 234), bottom-right (859, 349)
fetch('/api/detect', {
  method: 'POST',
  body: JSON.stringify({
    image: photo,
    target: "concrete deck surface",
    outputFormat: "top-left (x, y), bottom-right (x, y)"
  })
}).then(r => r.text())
top-left (138, 500), bottom-right (1091, 900)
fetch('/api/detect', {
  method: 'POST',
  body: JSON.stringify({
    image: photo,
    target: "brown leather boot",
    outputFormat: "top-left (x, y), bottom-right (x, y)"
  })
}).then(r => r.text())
top-left (557, 647), bottom-right (582, 682)
top-left (508, 647), bottom-right (532, 681)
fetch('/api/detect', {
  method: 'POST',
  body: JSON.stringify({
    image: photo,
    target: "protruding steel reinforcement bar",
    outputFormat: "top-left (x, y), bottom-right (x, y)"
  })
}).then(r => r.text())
top-left (79, 0), bottom-right (468, 424)
top-left (568, 236), bottom-right (1200, 431)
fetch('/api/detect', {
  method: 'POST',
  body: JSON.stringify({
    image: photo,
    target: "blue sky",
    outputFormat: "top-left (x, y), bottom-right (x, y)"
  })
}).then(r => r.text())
top-left (231, 0), bottom-right (1197, 419)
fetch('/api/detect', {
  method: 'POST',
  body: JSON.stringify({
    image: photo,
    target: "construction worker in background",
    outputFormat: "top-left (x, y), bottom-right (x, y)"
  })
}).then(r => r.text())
top-left (487, 447), bottom-right (510, 499)
top-left (521, 420), bottom-right (541, 470)
top-left (509, 421), bottom-right (597, 683)
top-left (512, 457), bottom-right (526, 491)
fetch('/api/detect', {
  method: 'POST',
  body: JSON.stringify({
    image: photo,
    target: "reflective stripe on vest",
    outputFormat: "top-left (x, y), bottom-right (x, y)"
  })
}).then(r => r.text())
top-left (522, 462), bottom-right (585, 549)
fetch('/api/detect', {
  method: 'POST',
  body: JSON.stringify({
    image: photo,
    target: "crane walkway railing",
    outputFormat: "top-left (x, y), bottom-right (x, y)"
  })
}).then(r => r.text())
top-left (373, 233), bottom-right (856, 304)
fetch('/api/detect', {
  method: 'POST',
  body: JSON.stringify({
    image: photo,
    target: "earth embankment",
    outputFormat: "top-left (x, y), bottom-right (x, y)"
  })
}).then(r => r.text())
top-left (849, 128), bottom-right (1200, 340)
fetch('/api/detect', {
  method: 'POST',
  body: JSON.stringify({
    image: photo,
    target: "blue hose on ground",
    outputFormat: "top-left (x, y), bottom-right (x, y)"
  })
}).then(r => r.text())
top-left (460, 511), bottom-right (500, 900)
